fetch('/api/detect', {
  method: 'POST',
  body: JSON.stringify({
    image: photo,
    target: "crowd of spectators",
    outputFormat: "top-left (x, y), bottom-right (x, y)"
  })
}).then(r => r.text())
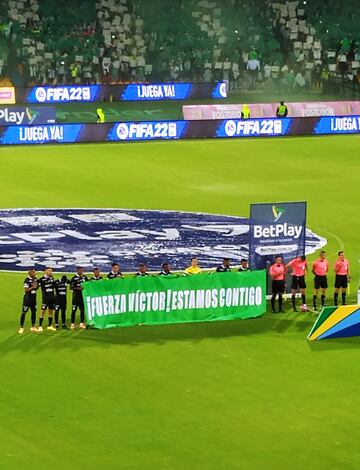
top-left (0, 0), bottom-right (358, 92)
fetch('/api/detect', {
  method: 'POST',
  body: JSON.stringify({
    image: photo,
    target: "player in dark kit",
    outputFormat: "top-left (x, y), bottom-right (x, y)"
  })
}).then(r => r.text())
top-left (70, 267), bottom-right (88, 329)
top-left (136, 263), bottom-right (149, 276)
top-left (107, 263), bottom-right (122, 279)
top-left (54, 275), bottom-right (69, 329)
top-left (90, 267), bottom-right (103, 281)
top-left (19, 269), bottom-right (39, 334)
top-left (238, 259), bottom-right (249, 271)
top-left (216, 258), bottom-right (231, 272)
top-left (159, 262), bottom-right (172, 275)
top-left (38, 267), bottom-right (57, 332)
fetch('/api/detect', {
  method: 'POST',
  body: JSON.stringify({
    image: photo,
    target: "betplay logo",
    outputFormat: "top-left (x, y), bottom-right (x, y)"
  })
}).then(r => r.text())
top-left (272, 205), bottom-right (285, 222)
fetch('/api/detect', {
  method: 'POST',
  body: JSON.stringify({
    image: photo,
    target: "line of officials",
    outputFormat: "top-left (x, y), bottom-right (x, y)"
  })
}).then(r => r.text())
top-left (269, 250), bottom-right (351, 313)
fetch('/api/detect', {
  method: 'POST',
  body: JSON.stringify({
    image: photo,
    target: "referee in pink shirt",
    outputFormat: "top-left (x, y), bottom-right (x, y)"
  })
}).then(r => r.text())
top-left (269, 256), bottom-right (287, 313)
top-left (334, 251), bottom-right (351, 306)
top-left (286, 255), bottom-right (308, 312)
top-left (312, 250), bottom-right (329, 310)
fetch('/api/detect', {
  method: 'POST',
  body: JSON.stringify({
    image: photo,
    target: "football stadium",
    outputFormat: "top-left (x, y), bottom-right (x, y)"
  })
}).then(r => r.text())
top-left (0, 1), bottom-right (359, 469)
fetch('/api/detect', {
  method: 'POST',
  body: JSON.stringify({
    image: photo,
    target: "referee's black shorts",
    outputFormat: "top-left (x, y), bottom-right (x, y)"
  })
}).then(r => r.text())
top-left (335, 274), bottom-right (348, 289)
top-left (291, 275), bottom-right (306, 290)
top-left (272, 280), bottom-right (285, 294)
top-left (314, 275), bottom-right (328, 289)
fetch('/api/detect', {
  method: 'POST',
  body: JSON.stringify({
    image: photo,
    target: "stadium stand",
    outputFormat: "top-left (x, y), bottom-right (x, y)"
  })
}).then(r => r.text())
top-left (96, 0), bottom-right (147, 82)
top-left (0, 0), bottom-right (358, 92)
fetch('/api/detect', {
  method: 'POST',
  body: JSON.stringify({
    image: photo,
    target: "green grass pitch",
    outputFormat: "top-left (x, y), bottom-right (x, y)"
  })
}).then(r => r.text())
top-left (0, 135), bottom-right (359, 470)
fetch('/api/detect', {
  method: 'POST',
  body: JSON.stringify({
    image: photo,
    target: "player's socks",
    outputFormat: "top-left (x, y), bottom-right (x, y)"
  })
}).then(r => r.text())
top-left (54, 311), bottom-right (59, 325)
top-left (48, 317), bottom-right (53, 326)
top-left (321, 294), bottom-right (325, 306)
top-left (342, 292), bottom-right (346, 305)
top-left (278, 294), bottom-right (284, 312)
top-left (61, 311), bottom-right (66, 325)
top-left (31, 311), bottom-right (36, 326)
top-left (271, 295), bottom-right (276, 312)
top-left (301, 294), bottom-right (306, 305)
top-left (291, 295), bottom-right (296, 310)
top-left (39, 317), bottom-right (44, 327)
top-left (313, 295), bottom-right (317, 309)
top-left (334, 293), bottom-right (338, 306)
top-left (20, 313), bottom-right (26, 327)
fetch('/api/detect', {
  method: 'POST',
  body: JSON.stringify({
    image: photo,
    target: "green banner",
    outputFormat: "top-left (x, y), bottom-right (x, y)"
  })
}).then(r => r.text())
top-left (83, 271), bottom-right (266, 329)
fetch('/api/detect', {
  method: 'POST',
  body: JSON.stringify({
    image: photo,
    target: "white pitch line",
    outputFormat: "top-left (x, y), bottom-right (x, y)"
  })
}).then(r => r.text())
top-left (310, 226), bottom-right (344, 260)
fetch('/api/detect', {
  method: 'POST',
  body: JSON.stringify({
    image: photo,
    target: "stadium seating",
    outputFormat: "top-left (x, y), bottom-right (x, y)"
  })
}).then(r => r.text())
top-left (0, 0), bottom-right (359, 90)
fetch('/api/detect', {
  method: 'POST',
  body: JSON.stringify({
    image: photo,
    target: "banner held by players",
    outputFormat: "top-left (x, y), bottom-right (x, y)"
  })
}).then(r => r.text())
top-left (83, 271), bottom-right (266, 329)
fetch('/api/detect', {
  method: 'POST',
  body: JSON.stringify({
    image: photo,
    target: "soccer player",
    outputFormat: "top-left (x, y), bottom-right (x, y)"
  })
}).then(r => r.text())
top-left (136, 263), bottom-right (149, 276)
top-left (54, 275), bottom-right (68, 330)
top-left (19, 269), bottom-right (39, 334)
top-left (159, 262), bottom-right (172, 275)
top-left (38, 267), bottom-right (57, 331)
top-left (312, 250), bottom-right (329, 310)
top-left (269, 256), bottom-right (286, 313)
top-left (90, 267), bottom-right (103, 281)
top-left (238, 259), bottom-right (249, 272)
top-left (216, 258), bottom-right (231, 272)
top-left (287, 255), bottom-right (308, 312)
top-left (184, 257), bottom-right (202, 275)
top-left (107, 262), bottom-right (122, 279)
top-left (70, 267), bottom-right (88, 329)
top-left (334, 251), bottom-right (351, 306)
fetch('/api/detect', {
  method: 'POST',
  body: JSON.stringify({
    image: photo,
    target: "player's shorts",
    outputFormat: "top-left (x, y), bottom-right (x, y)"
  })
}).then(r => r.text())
top-left (335, 274), bottom-right (348, 289)
top-left (22, 301), bottom-right (36, 314)
top-left (272, 280), bottom-right (285, 294)
top-left (291, 275), bottom-right (306, 290)
top-left (314, 275), bottom-right (328, 289)
top-left (22, 294), bottom-right (36, 313)
top-left (55, 296), bottom-right (67, 310)
top-left (72, 295), bottom-right (84, 310)
top-left (42, 295), bottom-right (55, 310)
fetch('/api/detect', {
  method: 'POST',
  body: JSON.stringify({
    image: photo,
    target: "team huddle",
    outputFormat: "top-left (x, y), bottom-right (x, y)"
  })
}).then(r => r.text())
top-left (18, 251), bottom-right (351, 333)
top-left (269, 250), bottom-right (351, 313)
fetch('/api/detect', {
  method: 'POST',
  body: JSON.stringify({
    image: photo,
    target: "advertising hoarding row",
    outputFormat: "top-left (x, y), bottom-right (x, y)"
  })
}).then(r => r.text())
top-left (183, 101), bottom-right (360, 120)
top-left (14, 82), bottom-right (228, 103)
top-left (0, 115), bottom-right (359, 145)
